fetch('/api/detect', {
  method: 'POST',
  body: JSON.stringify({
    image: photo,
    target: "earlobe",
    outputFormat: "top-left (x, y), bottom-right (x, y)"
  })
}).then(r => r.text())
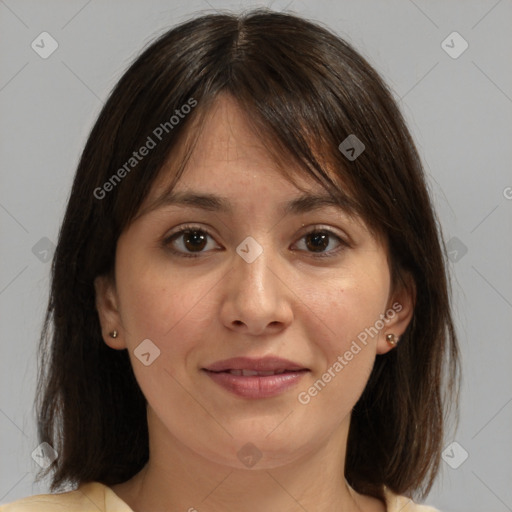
top-left (94, 274), bottom-right (126, 350)
top-left (377, 276), bottom-right (416, 355)
top-left (385, 333), bottom-right (399, 347)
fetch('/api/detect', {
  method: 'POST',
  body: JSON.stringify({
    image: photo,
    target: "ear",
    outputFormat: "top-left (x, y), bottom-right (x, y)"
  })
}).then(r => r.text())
top-left (376, 272), bottom-right (416, 355)
top-left (94, 274), bottom-right (127, 350)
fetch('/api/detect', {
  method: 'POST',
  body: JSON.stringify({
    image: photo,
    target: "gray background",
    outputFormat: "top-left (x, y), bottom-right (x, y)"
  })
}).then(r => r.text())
top-left (1, 1), bottom-right (511, 510)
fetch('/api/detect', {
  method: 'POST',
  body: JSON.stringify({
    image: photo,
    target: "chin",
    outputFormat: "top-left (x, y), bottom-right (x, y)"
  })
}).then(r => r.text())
top-left (192, 433), bottom-right (313, 471)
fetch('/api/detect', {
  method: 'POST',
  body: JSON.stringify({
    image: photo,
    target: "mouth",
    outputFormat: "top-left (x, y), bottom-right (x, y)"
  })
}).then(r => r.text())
top-left (202, 357), bottom-right (309, 399)
top-left (207, 369), bottom-right (305, 376)
top-left (203, 356), bottom-right (308, 373)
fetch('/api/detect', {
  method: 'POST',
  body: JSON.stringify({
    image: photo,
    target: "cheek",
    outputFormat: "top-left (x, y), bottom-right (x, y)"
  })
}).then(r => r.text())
top-left (117, 271), bottom-right (174, 340)
top-left (295, 257), bottom-right (390, 407)
top-left (332, 286), bottom-right (388, 344)
top-left (114, 261), bottom-right (217, 403)
top-left (306, 265), bottom-right (390, 350)
top-left (115, 249), bottom-right (220, 353)
top-left (295, 284), bottom-right (385, 420)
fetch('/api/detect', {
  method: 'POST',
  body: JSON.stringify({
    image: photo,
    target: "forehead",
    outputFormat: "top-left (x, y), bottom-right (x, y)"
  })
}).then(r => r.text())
top-left (187, 94), bottom-right (272, 164)
top-left (135, 93), bottom-right (362, 225)
top-left (152, 94), bottom-right (309, 190)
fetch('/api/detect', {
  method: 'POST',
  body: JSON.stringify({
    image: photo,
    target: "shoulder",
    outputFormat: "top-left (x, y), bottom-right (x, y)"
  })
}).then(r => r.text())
top-left (384, 487), bottom-right (441, 512)
top-left (0, 482), bottom-right (132, 512)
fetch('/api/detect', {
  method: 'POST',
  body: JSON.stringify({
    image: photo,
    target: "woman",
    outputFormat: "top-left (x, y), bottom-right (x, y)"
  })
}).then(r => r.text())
top-left (1, 8), bottom-right (460, 512)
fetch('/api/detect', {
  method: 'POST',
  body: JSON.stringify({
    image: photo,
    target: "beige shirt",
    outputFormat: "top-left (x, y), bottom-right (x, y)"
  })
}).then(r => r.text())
top-left (0, 481), bottom-right (440, 511)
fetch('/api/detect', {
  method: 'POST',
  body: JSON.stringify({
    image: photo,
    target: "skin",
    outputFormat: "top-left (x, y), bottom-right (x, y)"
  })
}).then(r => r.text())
top-left (95, 94), bottom-right (414, 512)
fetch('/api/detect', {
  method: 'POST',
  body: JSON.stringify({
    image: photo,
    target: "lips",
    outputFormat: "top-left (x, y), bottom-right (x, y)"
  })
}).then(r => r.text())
top-left (223, 369), bottom-right (292, 376)
top-left (203, 356), bottom-right (308, 373)
top-left (202, 357), bottom-right (309, 399)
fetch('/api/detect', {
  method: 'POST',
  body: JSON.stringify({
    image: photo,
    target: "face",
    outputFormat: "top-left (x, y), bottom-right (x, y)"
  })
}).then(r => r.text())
top-left (95, 94), bottom-right (413, 471)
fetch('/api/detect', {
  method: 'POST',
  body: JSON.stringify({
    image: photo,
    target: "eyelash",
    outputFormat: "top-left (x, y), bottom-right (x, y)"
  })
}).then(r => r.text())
top-left (162, 223), bottom-right (348, 259)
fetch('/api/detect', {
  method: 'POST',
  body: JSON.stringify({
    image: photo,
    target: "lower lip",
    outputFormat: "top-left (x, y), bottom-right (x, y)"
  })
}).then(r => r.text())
top-left (203, 370), bottom-right (308, 399)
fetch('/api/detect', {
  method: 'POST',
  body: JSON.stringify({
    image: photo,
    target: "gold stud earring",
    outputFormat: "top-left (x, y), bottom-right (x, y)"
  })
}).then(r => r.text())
top-left (386, 333), bottom-right (398, 346)
top-left (109, 330), bottom-right (118, 339)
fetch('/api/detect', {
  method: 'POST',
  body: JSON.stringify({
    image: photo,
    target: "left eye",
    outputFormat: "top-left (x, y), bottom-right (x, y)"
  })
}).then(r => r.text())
top-left (293, 229), bottom-right (346, 256)
top-left (163, 225), bottom-right (346, 259)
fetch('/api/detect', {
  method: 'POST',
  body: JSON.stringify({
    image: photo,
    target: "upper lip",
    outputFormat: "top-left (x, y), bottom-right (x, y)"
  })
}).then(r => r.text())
top-left (203, 356), bottom-right (308, 372)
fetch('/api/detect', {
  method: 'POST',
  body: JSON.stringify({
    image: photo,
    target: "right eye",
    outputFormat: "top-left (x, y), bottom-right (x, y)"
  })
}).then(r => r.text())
top-left (163, 225), bottom-right (221, 258)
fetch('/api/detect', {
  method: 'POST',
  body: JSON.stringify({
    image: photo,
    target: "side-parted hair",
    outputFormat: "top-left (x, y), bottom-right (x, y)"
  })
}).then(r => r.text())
top-left (35, 8), bottom-right (460, 502)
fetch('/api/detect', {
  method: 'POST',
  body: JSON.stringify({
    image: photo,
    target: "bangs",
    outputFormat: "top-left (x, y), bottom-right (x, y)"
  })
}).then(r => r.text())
top-left (130, 90), bottom-right (371, 239)
top-left (110, 10), bottom-right (399, 243)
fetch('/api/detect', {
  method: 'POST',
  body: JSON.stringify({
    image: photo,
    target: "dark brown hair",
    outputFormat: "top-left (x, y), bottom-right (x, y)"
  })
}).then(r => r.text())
top-left (35, 8), bottom-right (460, 503)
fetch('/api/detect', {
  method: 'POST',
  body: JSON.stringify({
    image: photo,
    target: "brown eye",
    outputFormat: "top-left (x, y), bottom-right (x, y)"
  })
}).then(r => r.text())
top-left (304, 232), bottom-right (330, 252)
top-left (182, 230), bottom-right (208, 252)
top-left (293, 228), bottom-right (347, 258)
top-left (164, 225), bottom-right (219, 258)
top-left (163, 225), bottom-right (347, 259)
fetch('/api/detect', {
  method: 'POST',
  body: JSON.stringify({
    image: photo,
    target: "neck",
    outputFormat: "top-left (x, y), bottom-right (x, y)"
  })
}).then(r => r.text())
top-left (110, 409), bottom-right (386, 512)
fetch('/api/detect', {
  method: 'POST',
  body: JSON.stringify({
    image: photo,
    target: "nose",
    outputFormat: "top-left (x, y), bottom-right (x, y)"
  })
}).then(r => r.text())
top-left (220, 240), bottom-right (294, 336)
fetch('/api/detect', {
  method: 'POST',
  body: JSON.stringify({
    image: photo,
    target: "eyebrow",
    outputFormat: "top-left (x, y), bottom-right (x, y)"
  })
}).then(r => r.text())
top-left (144, 190), bottom-right (357, 217)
